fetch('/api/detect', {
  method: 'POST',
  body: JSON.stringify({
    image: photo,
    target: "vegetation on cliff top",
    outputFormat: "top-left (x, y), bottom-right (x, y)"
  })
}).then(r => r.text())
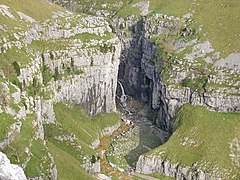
top-left (150, 0), bottom-right (240, 56)
top-left (115, 0), bottom-right (240, 55)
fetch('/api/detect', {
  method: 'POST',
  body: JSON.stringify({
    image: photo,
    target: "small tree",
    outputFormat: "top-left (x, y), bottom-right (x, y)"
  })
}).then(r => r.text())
top-left (91, 155), bottom-right (97, 164)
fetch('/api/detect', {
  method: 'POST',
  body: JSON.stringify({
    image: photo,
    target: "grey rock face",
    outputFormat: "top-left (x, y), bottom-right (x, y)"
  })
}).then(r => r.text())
top-left (0, 6), bottom-right (121, 179)
top-left (101, 122), bottom-right (121, 137)
top-left (15, 13), bottom-right (121, 116)
top-left (91, 139), bottom-right (100, 149)
top-left (50, 48), bottom-right (121, 115)
top-left (136, 155), bottom-right (213, 180)
top-left (82, 161), bottom-right (101, 173)
top-left (97, 173), bottom-right (111, 180)
top-left (214, 53), bottom-right (240, 70)
top-left (116, 14), bottom-right (240, 131)
top-left (0, 151), bottom-right (27, 180)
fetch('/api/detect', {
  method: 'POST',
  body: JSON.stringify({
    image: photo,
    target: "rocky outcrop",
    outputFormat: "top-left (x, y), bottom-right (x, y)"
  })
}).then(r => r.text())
top-left (14, 13), bottom-right (121, 117)
top-left (0, 4), bottom-right (121, 116)
top-left (1, 1), bottom-right (239, 179)
top-left (48, 44), bottom-right (121, 115)
top-left (97, 173), bottom-right (111, 180)
top-left (101, 122), bottom-right (121, 137)
top-left (82, 161), bottom-right (101, 173)
top-left (91, 121), bottom-right (121, 149)
top-left (136, 155), bottom-right (213, 180)
top-left (0, 151), bottom-right (27, 180)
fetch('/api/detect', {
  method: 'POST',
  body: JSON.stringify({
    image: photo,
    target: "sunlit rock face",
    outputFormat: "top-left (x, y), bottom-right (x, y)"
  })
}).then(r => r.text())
top-left (0, 151), bottom-right (27, 180)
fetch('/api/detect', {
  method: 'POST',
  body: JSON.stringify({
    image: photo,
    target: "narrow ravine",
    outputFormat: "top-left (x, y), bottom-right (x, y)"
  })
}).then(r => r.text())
top-left (96, 115), bottom-right (162, 180)
top-left (95, 82), bottom-right (170, 179)
top-left (113, 95), bottom-right (170, 167)
top-left (116, 82), bottom-right (169, 167)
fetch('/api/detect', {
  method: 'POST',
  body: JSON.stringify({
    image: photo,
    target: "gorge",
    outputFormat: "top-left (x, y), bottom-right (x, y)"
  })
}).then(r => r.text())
top-left (0, 0), bottom-right (240, 180)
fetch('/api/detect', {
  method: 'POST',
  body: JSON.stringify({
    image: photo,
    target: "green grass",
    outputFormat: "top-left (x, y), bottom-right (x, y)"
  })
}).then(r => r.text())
top-left (53, 103), bottom-right (120, 144)
top-left (29, 39), bottom-right (70, 52)
top-left (1, 114), bottom-right (53, 178)
top-left (116, 0), bottom-right (141, 18)
top-left (71, 0), bottom-right (128, 16)
top-left (3, 114), bottom-right (35, 163)
top-left (150, 0), bottom-right (240, 56)
top-left (0, 0), bottom-right (64, 39)
top-left (107, 129), bottom-right (140, 169)
top-left (53, 103), bottom-right (98, 144)
top-left (1, 0), bottom-right (64, 22)
top-left (0, 47), bottom-right (35, 89)
top-left (0, 113), bottom-right (14, 140)
top-left (71, 32), bottom-right (115, 43)
top-left (25, 139), bottom-right (52, 178)
top-left (44, 123), bottom-right (89, 164)
top-left (48, 142), bottom-right (95, 180)
top-left (148, 104), bottom-right (240, 178)
top-left (44, 102), bottom-right (120, 178)
top-left (92, 112), bottom-right (120, 130)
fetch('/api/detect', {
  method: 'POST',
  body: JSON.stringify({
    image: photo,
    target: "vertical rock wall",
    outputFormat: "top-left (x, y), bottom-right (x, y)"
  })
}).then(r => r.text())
top-left (115, 14), bottom-right (240, 131)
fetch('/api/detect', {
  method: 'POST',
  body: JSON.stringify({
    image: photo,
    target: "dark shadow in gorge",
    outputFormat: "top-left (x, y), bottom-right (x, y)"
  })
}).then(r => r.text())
top-left (124, 120), bottom-right (167, 167)
top-left (115, 96), bottom-right (169, 168)
top-left (115, 17), bottom-right (173, 132)
top-left (114, 17), bottom-right (173, 167)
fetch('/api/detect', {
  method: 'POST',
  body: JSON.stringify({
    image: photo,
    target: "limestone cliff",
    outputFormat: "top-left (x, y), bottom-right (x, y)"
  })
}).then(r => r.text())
top-left (136, 155), bottom-right (211, 180)
top-left (0, 1), bottom-right (120, 179)
top-left (115, 14), bottom-right (240, 131)
top-left (112, 5), bottom-right (240, 179)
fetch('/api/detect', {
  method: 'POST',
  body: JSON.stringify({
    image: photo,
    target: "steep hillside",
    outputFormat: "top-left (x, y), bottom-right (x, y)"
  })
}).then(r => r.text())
top-left (137, 105), bottom-right (240, 179)
top-left (0, 0), bottom-right (121, 179)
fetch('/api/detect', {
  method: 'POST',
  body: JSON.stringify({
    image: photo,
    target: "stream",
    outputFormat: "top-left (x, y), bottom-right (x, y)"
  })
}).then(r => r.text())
top-left (97, 82), bottom-right (170, 179)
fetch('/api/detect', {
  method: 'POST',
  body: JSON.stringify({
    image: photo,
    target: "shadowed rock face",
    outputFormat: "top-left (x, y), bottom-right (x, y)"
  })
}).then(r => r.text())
top-left (0, 151), bottom-right (27, 180)
top-left (114, 14), bottom-right (240, 132)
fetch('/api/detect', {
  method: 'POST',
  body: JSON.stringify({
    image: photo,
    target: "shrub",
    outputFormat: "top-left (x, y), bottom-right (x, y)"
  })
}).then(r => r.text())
top-left (91, 155), bottom-right (97, 164)
top-left (12, 61), bottom-right (21, 76)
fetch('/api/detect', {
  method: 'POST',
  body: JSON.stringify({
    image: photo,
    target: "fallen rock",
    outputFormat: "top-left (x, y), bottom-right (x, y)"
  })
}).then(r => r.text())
top-left (0, 151), bottom-right (27, 180)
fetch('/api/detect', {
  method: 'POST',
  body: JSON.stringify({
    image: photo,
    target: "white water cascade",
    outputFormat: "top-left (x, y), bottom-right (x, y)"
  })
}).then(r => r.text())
top-left (117, 81), bottom-right (127, 106)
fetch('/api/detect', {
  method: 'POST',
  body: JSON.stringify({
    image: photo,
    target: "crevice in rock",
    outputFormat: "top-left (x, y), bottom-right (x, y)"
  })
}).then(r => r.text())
top-left (114, 16), bottom-right (173, 132)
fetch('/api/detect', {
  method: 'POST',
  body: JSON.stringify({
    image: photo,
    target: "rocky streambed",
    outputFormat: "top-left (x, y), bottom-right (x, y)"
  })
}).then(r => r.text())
top-left (99, 91), bottom-right (170, 179)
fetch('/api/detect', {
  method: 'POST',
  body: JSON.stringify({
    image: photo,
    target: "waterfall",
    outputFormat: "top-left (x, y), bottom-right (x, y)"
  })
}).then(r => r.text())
top-left (118, 81), bottom-right (127, 104)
